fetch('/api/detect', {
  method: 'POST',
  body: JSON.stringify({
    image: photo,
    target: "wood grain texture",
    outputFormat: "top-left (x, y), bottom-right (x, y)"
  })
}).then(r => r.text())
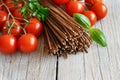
top-left (0, 36), bottom-right (57, 80)
top-left (0, 0), bottom-right (120, 80)
top-left (58, 0), bottom-right (120, 80)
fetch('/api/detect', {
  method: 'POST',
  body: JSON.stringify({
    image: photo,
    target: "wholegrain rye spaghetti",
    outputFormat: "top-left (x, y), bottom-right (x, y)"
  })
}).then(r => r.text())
top-left (41, 0), bottom-right (92, 57)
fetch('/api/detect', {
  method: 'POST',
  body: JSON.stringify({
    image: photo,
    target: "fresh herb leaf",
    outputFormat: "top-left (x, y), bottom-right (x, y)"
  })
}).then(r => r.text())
top-left (89, 28), bottom-right (107, 47)
top-left (19, 0), bottom-right (49, 21)
top-left (21, 5), bottom-right (30, 19)
top-left (74, 13), bottom-right (107, 47)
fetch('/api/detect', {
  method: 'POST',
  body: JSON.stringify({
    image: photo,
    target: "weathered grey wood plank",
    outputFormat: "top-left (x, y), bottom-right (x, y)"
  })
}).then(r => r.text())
top-left (58, 0), bottom-right (120, 80)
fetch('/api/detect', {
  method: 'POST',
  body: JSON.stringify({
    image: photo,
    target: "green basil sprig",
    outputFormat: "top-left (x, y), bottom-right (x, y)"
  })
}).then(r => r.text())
top-left (73, 13), bottom-right (107, 47)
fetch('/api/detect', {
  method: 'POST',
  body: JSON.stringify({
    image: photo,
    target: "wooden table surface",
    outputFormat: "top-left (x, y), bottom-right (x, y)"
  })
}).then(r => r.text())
top-left (0, 0), bottom-right (120, 80)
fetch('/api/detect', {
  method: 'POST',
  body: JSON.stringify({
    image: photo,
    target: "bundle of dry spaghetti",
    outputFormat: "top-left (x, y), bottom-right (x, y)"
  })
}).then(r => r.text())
top-left (40, 0), bottom-right (92, 57)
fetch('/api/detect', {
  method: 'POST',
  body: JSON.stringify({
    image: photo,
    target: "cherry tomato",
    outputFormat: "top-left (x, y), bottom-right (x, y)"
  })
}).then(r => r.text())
top-left (0, 34), bottom-right (17, 54)
top-left (0, 11), bottom-right (7, 31)
top-left (13, 8), bottom-right (26, 23)
top-left (0, 2), bottom-right (3, 10)
top-left (66, 1), bottom-right (85, 16)
top-left (17, 1), bottom-right (24, 7)
top-left (91, 2), bottom-right (108, 19)
top-left (2, 19), bottom-right (23, 38)
top-left (13, 8), bottom-right (23, 19)
top-left (85, 0), bottom-right (102, 4)
top-left (83, 10), bottom-right (97, 26)
top-left (5, 0), bottom-right (16, 12)
top-left (5, 0), bottom-right (24, 12)
top-left (26, 18), bottom-right (43, 37)
top-left (85, 0), bottom-right (102, 9)
top-left (18, 34), bottom-right (38, 53)
top-left (0, 2), bottom-right (7, 12)
top-left (52, 0), bottom-right (70, 5)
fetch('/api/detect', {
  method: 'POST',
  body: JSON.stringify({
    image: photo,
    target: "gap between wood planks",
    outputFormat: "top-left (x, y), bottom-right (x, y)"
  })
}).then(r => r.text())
top-left (56, 56), bottom-right (59, 80)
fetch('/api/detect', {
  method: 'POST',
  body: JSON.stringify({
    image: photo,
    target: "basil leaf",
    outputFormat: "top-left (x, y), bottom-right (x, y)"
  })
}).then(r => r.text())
top-left (73, 13), bottom-right (91, 30)
top-left (90, 28), bottom-right (107, 47)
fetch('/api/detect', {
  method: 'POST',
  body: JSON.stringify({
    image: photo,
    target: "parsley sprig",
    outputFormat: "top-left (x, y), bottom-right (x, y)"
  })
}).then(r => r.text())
top-left (13, 0), bottom-right (49, 21)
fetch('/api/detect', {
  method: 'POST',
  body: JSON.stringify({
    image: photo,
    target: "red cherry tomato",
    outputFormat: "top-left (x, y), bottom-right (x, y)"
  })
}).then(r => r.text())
top-left (2, 19), bottom-right (23, 38)
top-left (0, 11), bottom-right (7, 31)
top-left (52, 0), bottom-right (70, 5)
top-left (5, 0), bottom-right (24, 12)
top-left (0, 34), bottom-right (17, 54)
top-left (85, 0), bottom-right (102, 9)
top-left (91, 2), bottom-right (108, 19)
top-left (13, 8), bottom-right (23, 19)
top-left (85, 0), bottom-right (102, 4)
top-left (13, 8), bottom-right (26, 23)
top-left (26, 18), bottom-right (43, 37)
top-left (5, 0), bottom-right (16, 12)
top-left (18, 34), bottom-right (38, 53)
top-left (0, 2), bottom-right (7, 12)
top-left (66, 1), bottom-right (85, 16)
top-left (0, 2), bottom-right (3, 10)
top-left (83, 10), bottom-right (97, 26)
top-left (17, 1), bottom-right (24, 7)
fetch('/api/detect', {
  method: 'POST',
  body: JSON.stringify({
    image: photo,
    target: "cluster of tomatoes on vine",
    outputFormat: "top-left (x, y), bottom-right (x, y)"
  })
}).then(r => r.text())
top-left (52, 0), bottom-right (108, 26)
top-left (0, 0), bottom-right (43, 54)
